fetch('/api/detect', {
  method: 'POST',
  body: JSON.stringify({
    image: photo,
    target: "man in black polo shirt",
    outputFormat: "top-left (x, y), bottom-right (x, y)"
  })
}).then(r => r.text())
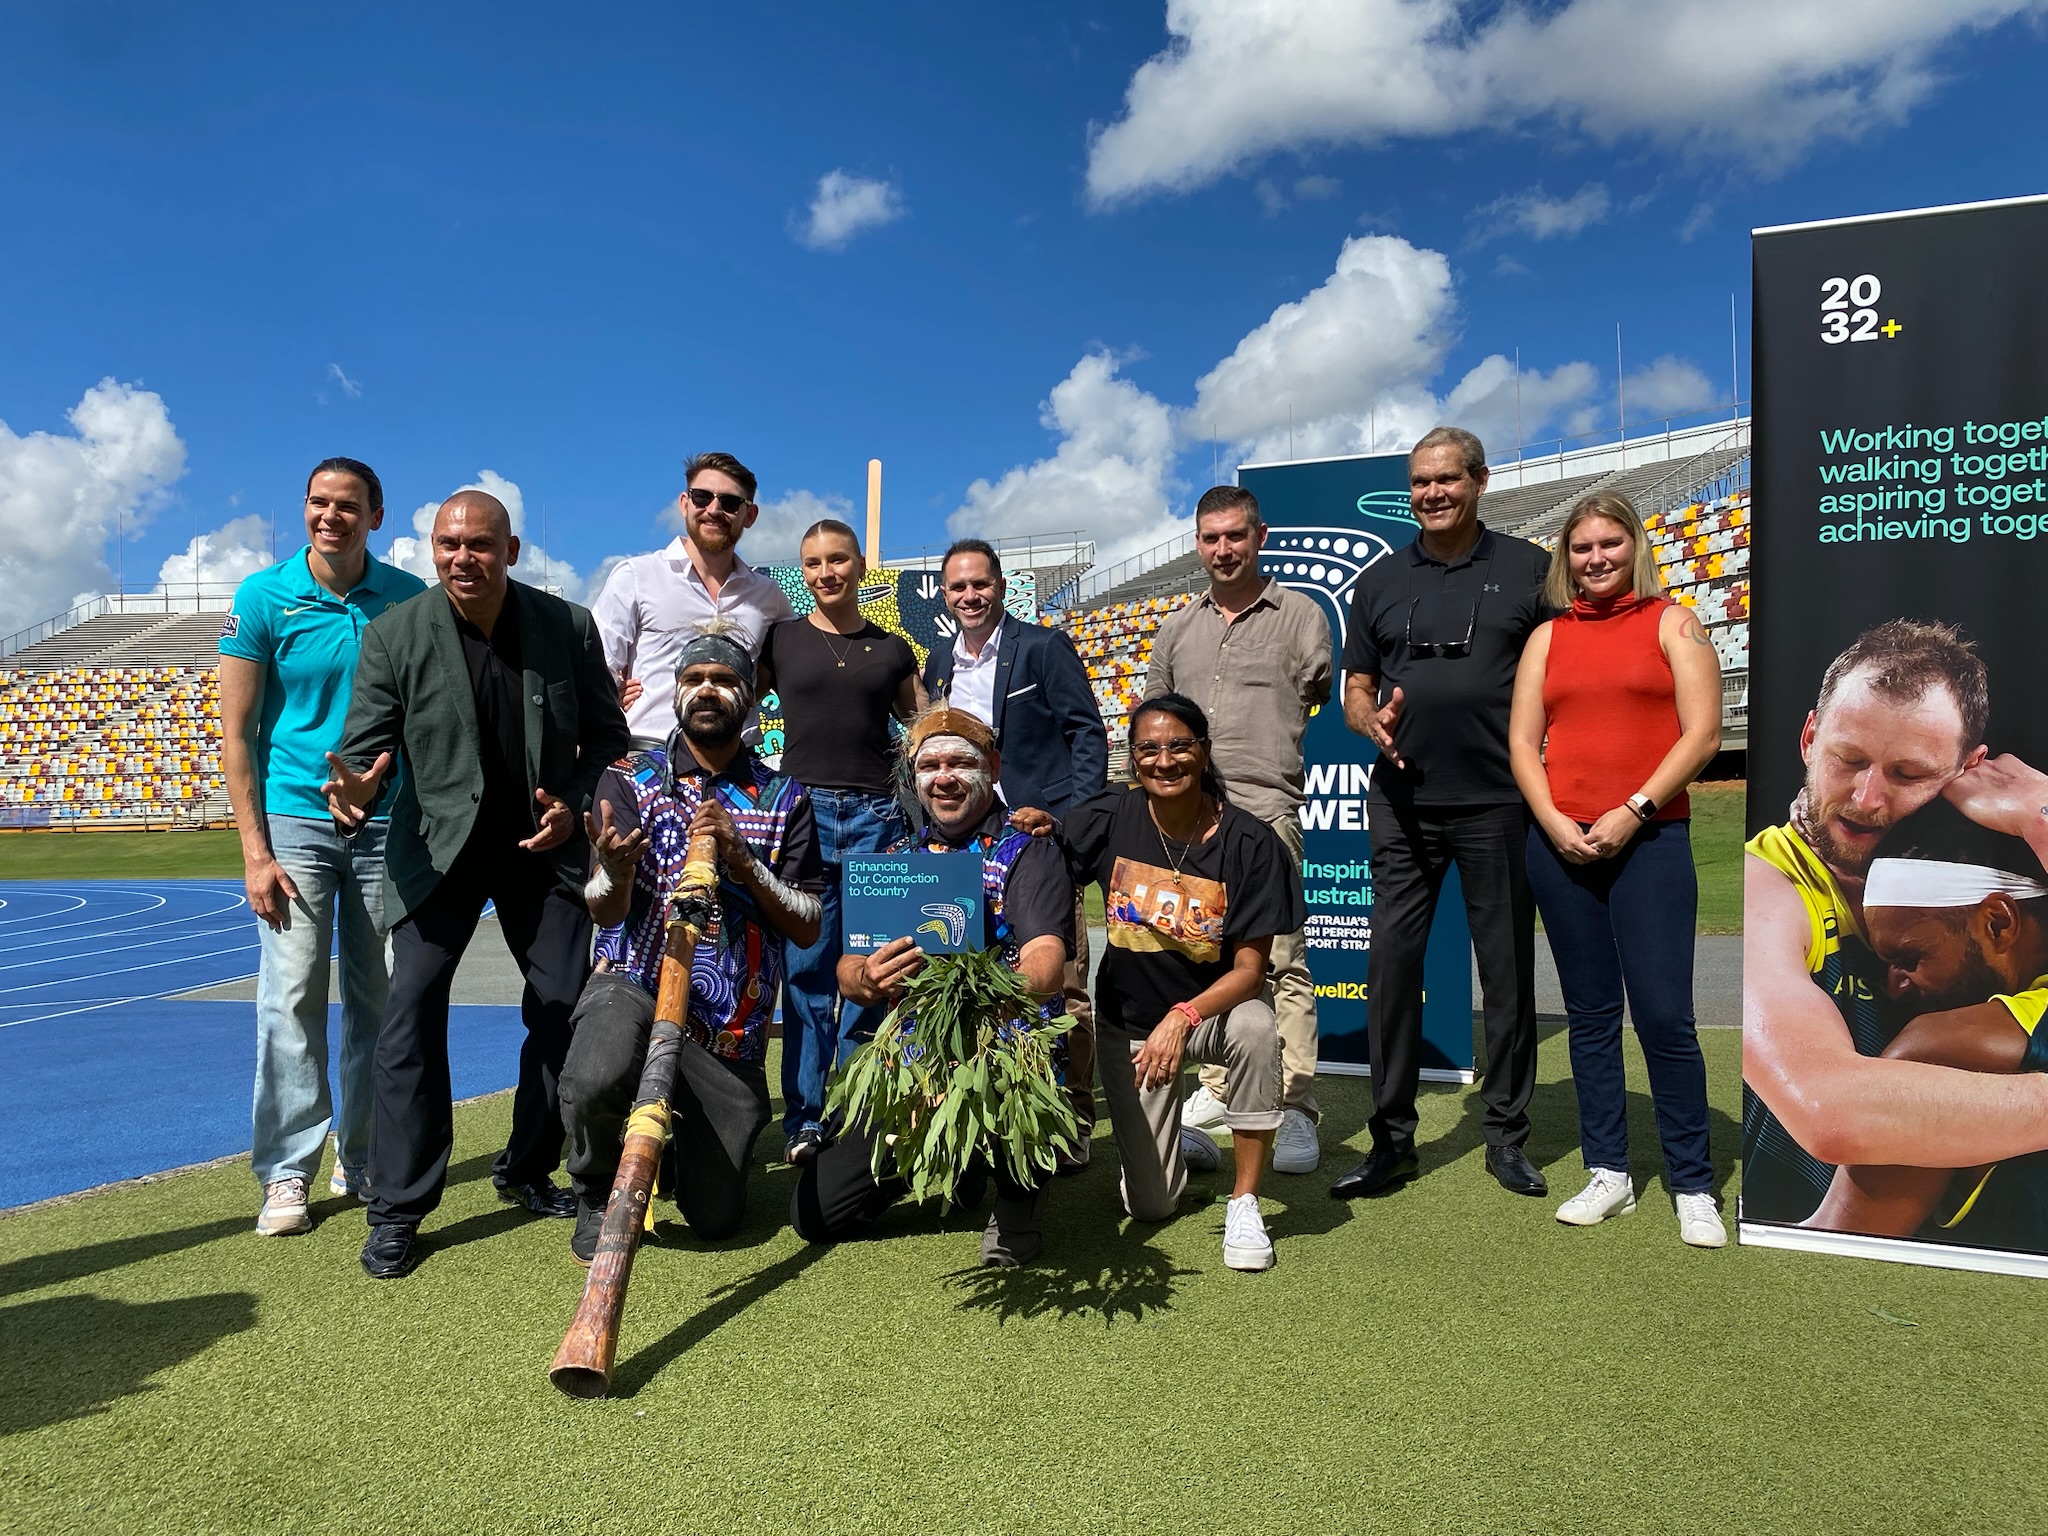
top-left (1330, 426), bottom-right (1553, 1201)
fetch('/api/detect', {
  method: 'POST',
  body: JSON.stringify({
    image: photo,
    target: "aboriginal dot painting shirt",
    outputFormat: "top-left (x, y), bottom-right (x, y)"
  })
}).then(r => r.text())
top-left (592, 743), bottom-right (823, 1064)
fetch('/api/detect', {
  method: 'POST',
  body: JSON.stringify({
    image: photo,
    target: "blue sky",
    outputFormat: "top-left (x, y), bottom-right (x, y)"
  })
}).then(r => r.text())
top-left (2, 0), bottom-right (2045, 633)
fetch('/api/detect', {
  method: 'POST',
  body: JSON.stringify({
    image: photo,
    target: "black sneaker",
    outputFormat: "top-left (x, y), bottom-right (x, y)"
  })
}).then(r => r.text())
top-left (784, 1125), bottom-right (828, 1166)
top-left (571, 1201), bottom-right (604, 1266)
top-left (494, 1174), bottom-right (576, 1218)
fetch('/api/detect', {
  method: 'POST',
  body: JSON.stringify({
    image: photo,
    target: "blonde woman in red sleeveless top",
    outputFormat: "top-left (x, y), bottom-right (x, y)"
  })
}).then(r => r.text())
top-left (1508, 492), bottom-right (1726, 1247)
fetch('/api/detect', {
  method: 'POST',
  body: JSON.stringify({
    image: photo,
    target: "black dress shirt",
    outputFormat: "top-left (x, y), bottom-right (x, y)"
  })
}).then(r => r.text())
top-left (452, 588), bottom-right (530, 841)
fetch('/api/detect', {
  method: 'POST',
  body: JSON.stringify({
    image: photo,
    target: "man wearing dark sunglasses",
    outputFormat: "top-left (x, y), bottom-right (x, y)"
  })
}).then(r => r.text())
top-left (1332, 426), bottom-right (1554, 1205)
top-left (592, 452), bottom-right (796, 748)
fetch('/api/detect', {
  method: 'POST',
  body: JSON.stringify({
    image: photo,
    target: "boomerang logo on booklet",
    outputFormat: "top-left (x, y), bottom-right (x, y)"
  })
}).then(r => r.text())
top-left (841, 851), bottom-right (983, 954)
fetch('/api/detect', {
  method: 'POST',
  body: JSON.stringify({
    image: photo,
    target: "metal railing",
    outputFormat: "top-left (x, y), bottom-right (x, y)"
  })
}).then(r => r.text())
top-left (1071, 529), bottom-right (1195, 606)
top-left (2, 584), bottom-right (242, 660)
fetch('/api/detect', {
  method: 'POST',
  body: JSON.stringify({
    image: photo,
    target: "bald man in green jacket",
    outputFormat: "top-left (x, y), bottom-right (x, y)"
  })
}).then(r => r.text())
top-left (328, 489), bottom-right (631, 1278)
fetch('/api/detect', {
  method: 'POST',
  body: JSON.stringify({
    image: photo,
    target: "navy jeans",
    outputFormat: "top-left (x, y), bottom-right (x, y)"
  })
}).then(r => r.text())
top-left (1525, 818), bottom-right (1714, 1194)
top-left (780, 787), bottom-right (911, 1138)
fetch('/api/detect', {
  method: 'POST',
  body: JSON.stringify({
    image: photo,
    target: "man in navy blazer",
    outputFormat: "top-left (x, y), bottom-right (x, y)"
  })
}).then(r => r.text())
top-left (921, 538), bottom-right (1108, 1164)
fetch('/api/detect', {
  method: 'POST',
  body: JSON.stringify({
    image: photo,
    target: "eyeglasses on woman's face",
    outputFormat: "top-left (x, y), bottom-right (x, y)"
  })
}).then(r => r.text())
top-left (1132, 736), bottom-right (1203, 763)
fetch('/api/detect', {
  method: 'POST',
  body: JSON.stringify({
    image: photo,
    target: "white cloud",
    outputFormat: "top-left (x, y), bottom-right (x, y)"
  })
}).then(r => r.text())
top-left (1469, 183), bottom-right (1610, 245)
top-left (1623, 354), bottom-right (1721, 419)
top-left (795, 171), bottom-right (906, 251)
top-left (1085, 0), bottom-right (2047, 205)
top-left (947, 351), bottom-right (1180, 568)
top-left (1254, 178), bottom-right (1289, 217)
top-left (746, 489), bottom-right (856, 566)
top-left (1294, 174), bottom-right (1341, 201)
top-left (155, 514), bottom-right (274, 591)
top-left (0, 378), bottom-right (186, 638)
top-left (1678, 200), bottom-right (1716, 242)
top-left (326, 362), bottom-right (362, 399)
top-left (386, 469), bottom-right (589, 602)
top-left (1187, 235), bottom-right (1455, 445)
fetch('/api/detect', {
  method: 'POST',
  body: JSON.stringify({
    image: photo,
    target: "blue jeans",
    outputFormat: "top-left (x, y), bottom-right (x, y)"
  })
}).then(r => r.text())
top-left (1525, 818), bottom-right (1714, 1193)
top-left (780, 787), bottom-right (910, 1138)
top-left (252, 815), bottom-right (391, 1186)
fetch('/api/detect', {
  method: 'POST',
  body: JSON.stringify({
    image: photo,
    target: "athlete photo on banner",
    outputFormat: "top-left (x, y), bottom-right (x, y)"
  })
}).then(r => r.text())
top-left (1743, 193), bottom-right (2048, 1276)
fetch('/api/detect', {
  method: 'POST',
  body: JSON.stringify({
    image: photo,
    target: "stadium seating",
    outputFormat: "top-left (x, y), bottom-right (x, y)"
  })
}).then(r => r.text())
top-left (0, 663), bottom-right (226, 827)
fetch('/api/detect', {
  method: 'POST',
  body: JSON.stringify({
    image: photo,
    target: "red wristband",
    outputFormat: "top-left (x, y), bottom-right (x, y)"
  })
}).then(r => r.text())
top-left (1170, 1001), bottom-right (1204, 1029)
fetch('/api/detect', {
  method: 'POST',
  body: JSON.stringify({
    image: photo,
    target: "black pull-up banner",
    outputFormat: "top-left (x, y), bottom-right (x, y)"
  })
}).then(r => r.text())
top-left (1743, 194), bottom-right (2048, 1276)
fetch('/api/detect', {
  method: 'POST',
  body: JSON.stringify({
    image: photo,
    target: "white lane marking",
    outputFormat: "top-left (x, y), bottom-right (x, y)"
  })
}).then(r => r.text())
top-left (0, 907), bottom-right (259, 967)
top-left (0, 893), bottom-right (91, 928)
top-left (0, 940), bottom-right (263, 1000)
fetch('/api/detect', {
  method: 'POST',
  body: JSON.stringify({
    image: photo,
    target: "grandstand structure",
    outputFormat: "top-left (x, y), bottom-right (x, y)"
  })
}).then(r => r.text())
top-left (1054, 419), bottom-right (1753, 770)
top-left (0, 420), bottom-right (1750, 831)
top-left (1, 593), bottom-right (234, 829)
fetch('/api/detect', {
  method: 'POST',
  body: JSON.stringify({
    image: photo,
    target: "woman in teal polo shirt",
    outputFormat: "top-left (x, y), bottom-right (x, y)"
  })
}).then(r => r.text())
top-left (220, 457), bottom-right (426, 1236)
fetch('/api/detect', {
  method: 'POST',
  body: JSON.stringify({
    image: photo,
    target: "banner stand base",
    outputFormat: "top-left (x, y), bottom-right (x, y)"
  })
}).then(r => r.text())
top-left (1739, 1221), bottom-right (2048, 1279)
top-left (1317, 1063), bottom-right (1476, 1086)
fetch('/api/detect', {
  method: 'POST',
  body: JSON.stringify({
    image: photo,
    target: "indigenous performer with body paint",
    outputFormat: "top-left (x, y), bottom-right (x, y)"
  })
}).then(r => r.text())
top-left (557, 627), bottom-right (826, 1264)
top-left (791, 707), bottom-right (1075, 1267)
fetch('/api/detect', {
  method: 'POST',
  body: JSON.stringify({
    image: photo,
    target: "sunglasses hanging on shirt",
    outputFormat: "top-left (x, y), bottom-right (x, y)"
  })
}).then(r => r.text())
top-left (1404, 596), bottom-right (1480, 658)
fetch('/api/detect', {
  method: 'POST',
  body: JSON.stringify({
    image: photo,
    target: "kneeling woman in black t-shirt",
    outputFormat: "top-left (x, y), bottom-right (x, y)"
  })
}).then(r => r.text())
top-left (1058, 693), bottom-right (1304, 1272)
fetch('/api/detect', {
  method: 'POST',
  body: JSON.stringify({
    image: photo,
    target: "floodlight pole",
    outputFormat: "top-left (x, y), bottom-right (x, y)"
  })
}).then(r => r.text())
top-left (866, 460), bottom-right (883, 562)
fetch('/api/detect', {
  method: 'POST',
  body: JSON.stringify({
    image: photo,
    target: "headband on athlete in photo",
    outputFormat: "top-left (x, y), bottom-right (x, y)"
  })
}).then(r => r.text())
top-left (672, 630), bottom-right (755, 692)
top-left (1863, 858), bottom-right (2048, 909)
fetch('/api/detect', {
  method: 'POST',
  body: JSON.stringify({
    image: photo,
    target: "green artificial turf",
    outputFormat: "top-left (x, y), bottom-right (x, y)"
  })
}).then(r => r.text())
top-left (0, 827), bottom-right (246, 880)
top-left (1690, 782), bottom-right (1747, 935)
top-left (7, 1028), bottom-right (2045, 1536)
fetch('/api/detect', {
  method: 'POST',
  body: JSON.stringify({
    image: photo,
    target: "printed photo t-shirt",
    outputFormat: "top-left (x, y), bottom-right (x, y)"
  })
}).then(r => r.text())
top-left (1063, 785), bottom-right (1304, 1037)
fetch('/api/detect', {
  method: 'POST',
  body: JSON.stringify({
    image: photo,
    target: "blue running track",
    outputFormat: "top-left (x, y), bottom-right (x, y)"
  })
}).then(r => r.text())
top-left (0, 880), bottom-right (526, 1208)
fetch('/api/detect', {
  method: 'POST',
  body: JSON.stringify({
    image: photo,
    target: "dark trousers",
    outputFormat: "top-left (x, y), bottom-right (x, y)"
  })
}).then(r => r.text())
top-left (1366, 800), bottom-right (1537, 1154)
top-left (558, 971), bottom-right (771, 1241)
top-left (366, 833), bottom-right (591, 1228)
top-left (1526, 820), bottom-right (1714, 1193)
top-left (791, 1116), bottom-right (1043, 1244)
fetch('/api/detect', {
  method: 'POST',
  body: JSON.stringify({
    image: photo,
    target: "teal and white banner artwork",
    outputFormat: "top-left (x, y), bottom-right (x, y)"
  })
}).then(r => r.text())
top-left (1240, 454), bottom-right (1476, 1079)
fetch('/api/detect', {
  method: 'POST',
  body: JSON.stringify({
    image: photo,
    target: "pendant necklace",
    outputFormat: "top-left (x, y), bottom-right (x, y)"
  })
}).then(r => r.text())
top-left (1148, 794), bottom-right (1213, 899)
top-left (819, 620), bottom-right (862, 668)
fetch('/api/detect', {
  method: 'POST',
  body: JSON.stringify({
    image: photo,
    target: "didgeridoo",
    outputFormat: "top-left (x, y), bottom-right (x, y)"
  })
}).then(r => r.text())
top-left (549, 823), bottom-right (721, 1398)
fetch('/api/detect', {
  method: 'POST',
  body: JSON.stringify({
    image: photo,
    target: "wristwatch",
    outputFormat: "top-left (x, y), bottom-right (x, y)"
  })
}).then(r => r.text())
top-left (1626, 793), bottom-right (1657, 822)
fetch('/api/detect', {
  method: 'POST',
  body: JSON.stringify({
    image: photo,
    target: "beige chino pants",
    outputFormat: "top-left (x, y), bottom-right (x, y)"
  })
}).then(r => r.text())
top-left (1101, 993), bottom-right (1284, 1222)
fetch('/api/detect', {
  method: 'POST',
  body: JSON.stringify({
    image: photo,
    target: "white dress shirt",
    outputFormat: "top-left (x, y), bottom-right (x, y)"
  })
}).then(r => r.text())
top-left (948, 621), bottom-right (1004, 727)
top-left (592, 537), bottom-right (796, 740)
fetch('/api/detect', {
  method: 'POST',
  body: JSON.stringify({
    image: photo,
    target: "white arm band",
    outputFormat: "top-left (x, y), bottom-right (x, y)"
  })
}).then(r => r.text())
top-left (583, 862), bottom-right (617, 907)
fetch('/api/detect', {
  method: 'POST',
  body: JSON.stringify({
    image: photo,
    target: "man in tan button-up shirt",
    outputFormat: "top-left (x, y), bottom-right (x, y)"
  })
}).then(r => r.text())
top-left (1144, 484), bottom-right (1333, 1173)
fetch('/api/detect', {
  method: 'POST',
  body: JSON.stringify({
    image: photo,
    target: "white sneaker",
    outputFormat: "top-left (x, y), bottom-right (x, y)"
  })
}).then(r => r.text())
top-left (1271, 1108), bottom-right (1320, 1174)
top-left (1178, 1124), bottom-right (1221, 1173)
top-left (1182, 1085), bottom-right (1230, 1138)
top-left (1223, 1193), bottom-right (1275, 1271)
top-left (1555, 1168), bottom-right (1636, 1227)
top-left (1676, 1191), bottom-right (1728, 1248)
top-left (256, 1177), bottom-right (312, 1236)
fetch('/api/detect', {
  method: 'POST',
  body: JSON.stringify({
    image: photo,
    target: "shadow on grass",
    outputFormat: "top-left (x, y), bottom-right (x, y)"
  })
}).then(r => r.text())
top-left (608, 1244), bottom-right (829, 1398)
top-left (0, 1290), bottom-right (257, 1435)
top-left (943, 1181), bottom-right (1200, 1326)
top-left (0, 1217), bottom-right (250, 1299)
top-left (1415, 1064), bottom-right (1741, 1200)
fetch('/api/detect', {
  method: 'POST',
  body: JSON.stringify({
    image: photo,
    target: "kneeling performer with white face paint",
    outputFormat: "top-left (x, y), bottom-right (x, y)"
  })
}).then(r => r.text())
top-left (557, 628), bottom-right (826, 1264)
top-left (791, 707), bottom-right (1076, 1266)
